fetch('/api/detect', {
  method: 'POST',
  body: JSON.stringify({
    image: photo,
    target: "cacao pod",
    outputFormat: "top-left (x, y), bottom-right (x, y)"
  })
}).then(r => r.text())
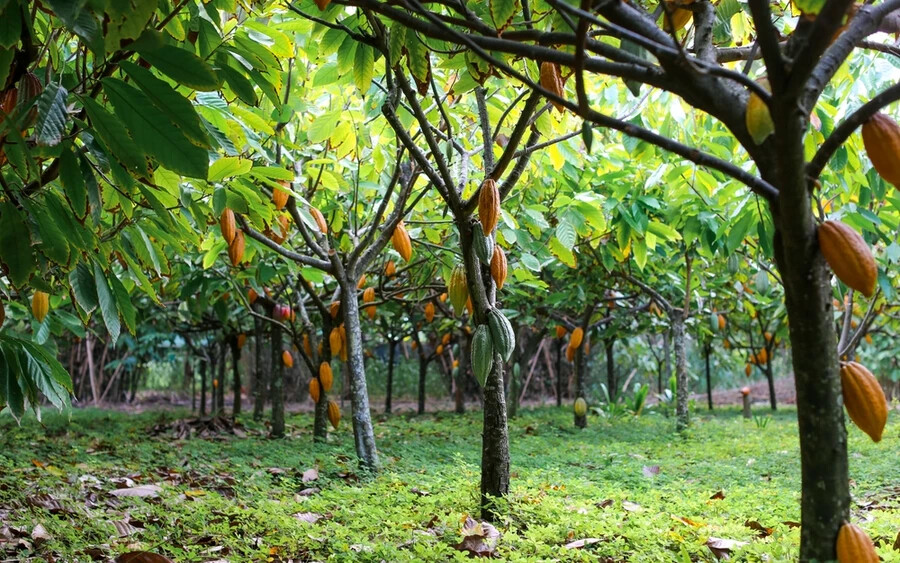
top-left (315, 0), bottom-right (331, 9)
top-left (448, 264), bottom-right (468, 314)
top-left (282, 350), bottom-right (294, 368)
top-left (357, 275), bottom-right (367, 289)
top-left (745, 78), bottom-right (774, 145)
top-left (213, 378), bottom-right (218, 388)
top-left (424, 302), bottom-right (435, 322)
top-left (319, 362), bottom-right (333, 391)
top-left (836, 521), bottom-right (878, 563)
top-left (466, 297), bottom-right (473, 315)
top-left (727, 253), bottom-right (740, 274)
top-left (861, 112), bottom-right (900, 186)
top-left (303, 333), bottom-right (312, 356)
top-left (0, 88), bottom-right (18, 124)
top-left (764, 331), bottom-right (773, 342)
top-left (818, 220), bottom-right (877, 297)
top-left (757, 348), bottom-right (768, 364)
top-left (309, 377), bottom-right (321, 403)
top-left (366, 303), bottom-right (376, 320)
top-left (310, 206), bottom-right (328, 234)
top-left (574, 397), bottom-right (587, 417)
top-left (566, 346), bottom-right (575, 362)
top-left (411, 340), bottom-right (418, 350)
top-left (555, 325), bottom-right (567, 339)
top-left (329, 327), bottom-right (342, 356)
top-left (391, 220), bottom-right (413, 262)
top-left (248, 288), bottom-right (258, 305)
top-left (745, 364), bottom-right (751, 377)
top-left (237, 334), bottom-right (247, 349)
top-left (327, 400), bottom-right (341, 429)
top-left (32, 291), bottom-right (49, 323)
top-left (220, 208), bottom-right (236, 244)
top-left (453, 359), bottom-right (459, 369)
top-left (539, 62), bottom-right (565, 112)
top-left (436, 344), bottom-right (444, 355)
top-left (864, 333), bottom-right (872, 344)
top-left (471, 324), bottom-right (493, 386)
top-left (18, 73), bottom-right (42, 125)
top-left (478, 179), bottom-right (500, 235)
top-left (740, 386), bottom-right (750, 396)
top-left (723, 339), bottom-right (731, 350)
top-left (718, 314), bottom-right (726, 331)
top-left (473, 225), bottom-right (494, 265)
top-left (339, 325), bottom-right (348, 362)
top-left (756, 270), bottom-right (770, 294)
top-left (840, 361), bottom-right (888, 442)
top-left (487, 308), bottom-right (515, 361)
top-left (273, 182), bottom-right (289, 210)
top-left (363, 287), bottom-right (375, 303)
top-left (385, 260), bottom-right (396, 278)
top-left (490, 245), bottom-right (507, 290)
top-left (228, 230), bottom-right (245, 266)
top-left (277, 214), bottom-right (291, 240)
top-left (569, 327), bottom-right (584, 350)
top-left (330, 300), bottom-right (341, 319)
top-left (662, 3), bottom-right (692, 32)
top-left (439, 292), bottom-right (447, 303)
top-left (441, 333), bottom-right (451, 345)
top-left (649, 302), bottom-right (662, 317)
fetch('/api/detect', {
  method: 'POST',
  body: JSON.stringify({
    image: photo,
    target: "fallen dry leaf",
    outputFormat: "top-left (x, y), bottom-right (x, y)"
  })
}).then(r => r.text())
top-left (744, 520), bottom-right (773, 538)
top-left (110, 485), bottom-right (162, 498)
top-left (564, 538), bottom-right (602, 549)
top-left (642, 465), bottom-right (660, 478)
top-left (293, 512), bottom-right (322, 524)
top-left (454, 516), bottom-right (500, 557)
top-left (710, 490), bottom-right (725, 500)
top-left (301, 468), bottom-right (319, 482)
top-left (622, 500), bottom-right (642, 512)
top-left (706, 537), bottom-right (748, 560)
top-left (672, 515), bottom-right (702, 527)
top-left (31, 523), bottom-right (50, 546)
top-left (595, 499), bottom-right (614, 509)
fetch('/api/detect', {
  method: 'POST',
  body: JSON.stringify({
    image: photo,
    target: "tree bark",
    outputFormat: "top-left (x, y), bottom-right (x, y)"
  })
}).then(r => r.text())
top-left (604, 337), bottom-right (616, 400)
top-left (555, 339), bottom-right (563, 407)
top-left (385, 339), bottom-right (397, 414)
top-left (417, 354), bottom-right (429, 415)
top-left (270, 324), bottom-right (285, 438)
top-left (663, 329), bottom-right (672, 392)
top-left (765, 354), bottom-right (777, 411)
top-left (216, 340), bottom-right (225, 415)
top-left (199, 358), bottom-right (207, 417)
top-left (85, 334), bottom-right (100, 405)
top-left (252, 309), bottom-right (266, 421)
top-left (673, 312), bottom-right (689, 431)
top-left (231, 337), bottom-right (241, 416)
top-left (705, 343), bottom-right (713, 410)
top-left (454, 330), bottom-right (468, 414)
top-left (480, 352), bottom-right (509, 520)
top-left (573, 341), bottom-right (586, 428)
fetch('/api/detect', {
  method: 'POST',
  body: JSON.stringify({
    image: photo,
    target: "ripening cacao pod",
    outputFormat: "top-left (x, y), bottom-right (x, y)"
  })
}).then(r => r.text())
top-left (319, 362), bottom-right (333, 391)
top-left (764, 331), bottom-right (773, 342)
top-left (490, 245), bottom-right (508, 291)
top-left (303, 333), bottom-right (312, 356)
top-left (273, 181), bottom-right (289, 210)
top-left (745, 364), bottom-right (751, 377)
top-left (818, 220), bottom-right (877, 297)
top-left (448, 264), bottom-right (468, 314)
top-left (478, 179), bottom-right (500, 235)
top-left (309, 377), bottom-right (321, 403)
top-left (539, 62), bottom-right (565, 112)
top-left (309, 206), bottom-right (328, 234)
top-left (330, 301), bottom-right (341, 319)
top-left (662, 2), bottom-right (692, 31)
top-left (357, 275), bottom-right (367, 289)
top-left (745, 78), bottom-right (774, 145)
top-left (436, 344), bottom-right (444, 355)
top-left (237, 334), bottom-right (247, 349)
top-left (718, 314), bottom-right (726, 331)
top-left (0, 88), bottom-right (18, 124)
top-left (723, 339), bottom-right (731, 350)
top-left (569, 327), bottom-right (584, 350)
top-left (385, 260), bottom-right (396, 278)
top-left (453, 359), bottom-right (459, 369)
top-left (339, 325), bottom-right (348, 362)
top-left (228, 230), bottom-right (245, 266)
top-left (861, 112), bottom-right (900, 187)
top-left (315, 0), bottom-right (331, 10)
top-left (391, 220), bottom-right (413, 262)
top-left (441, 333), bottom-right (451, 345)
top-left (220, 208), bottom-right (236, 244)
top-left (18, 73), bottom-right (42, 125)
top-left (424, 302), bottom-right (435, 322)
top-left (366, 304), bottom-right (376, 320)
top-left (473, 225), bottom-right (494, 265)
top-left (865, 333), bottom-right (873, 344)
top-left (574, 397), bottom-right (587, 417)
top-left (757, 348), bottom-right (768, 364)
top-left (836, 521), bottom-right (878, 563)
top-left (282, 350), bottom-right (294, 368)
top-left (487, 308), bottom-right (515, 362)
top-left (363, 287), bottom-right (375, 303)
top-left (439, 292), bottom-right (447, 302)
top-left (566, 346), bottom-right (576, 362)
top-left (411, 340), bottom-right (418, 350)
top-left (327, 400), bottom-right (341, 429)
top-left (329, 327), bottom-right (342, 356)
top-left (727, 253), bottom-right (740, 274)
top-left (555, 325), bottom-right (567, 339)
top-left (466, 296), bottom-right (473, 315)
top-left (471, 324), bottom-right (493, 386)
top-left (248, 288), bottom-right (258, 305)
top-left (32, 291), bottom-right (49, 322)
top-left (840, 361), bottom-right (888, 442)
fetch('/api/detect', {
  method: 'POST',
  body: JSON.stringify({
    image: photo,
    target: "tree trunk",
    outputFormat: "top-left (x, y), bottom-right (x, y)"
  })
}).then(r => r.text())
top-left (199, 358), bottom-right (207, 417)
top-left (663, 329), bottom-right (672, 391)
top-left (231, 338), bottom-right (241, 416)
top-left (555, 340), bottom-right (562, 407)
top-left (573, 341), bottom-right (586, 428)
top-left (385, 339), bottom-right (396, 414)
top-left (270, 324), bottom-right (285, 438)
top-left (673, 312), bottom-right (689, 431)
top-left (85, 334), bottom-right (100, 405)
top-left (216, 341), bottom-right (226, 415)
top-left (604, 337), bottom-right (616, 400)
top-left (705, 343), bottom-right (713, 410)
top-left (454, 330), bottom-right (468, 414)
top-left (765, 354), bottom-right (777, 411)
top-left (340, 278), bottom-right (379, 470)
top-left (417, 355), bottom-right (428, 415)
top-left (252, 309), bottom-right (267, 421)
top-left (480, 352), bottom-right (509, 520)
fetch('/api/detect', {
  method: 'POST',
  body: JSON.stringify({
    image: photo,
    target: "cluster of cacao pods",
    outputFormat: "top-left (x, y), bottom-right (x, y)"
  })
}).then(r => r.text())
top-left (470, 308), bottom-right (515, 385)
top-left (392, 220), bottom-right (413, 262)
top-left (817, 220), bottom-right (877, 298)
top-left (565, 327), bottom-right (584, 362)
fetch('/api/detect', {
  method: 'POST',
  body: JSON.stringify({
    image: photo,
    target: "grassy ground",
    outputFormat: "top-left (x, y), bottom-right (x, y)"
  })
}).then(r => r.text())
top-left (1, 404), bottom-right (898, 562)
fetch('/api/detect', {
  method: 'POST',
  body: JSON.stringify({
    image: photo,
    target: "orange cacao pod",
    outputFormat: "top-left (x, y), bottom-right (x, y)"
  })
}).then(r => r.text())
top-left (327, 400), bottom-right (341, 429)
top-left (478, 179), bottom-right (500, 235)
top-left (465, 296), bottom-right (473, 315)
top-left (745, 364), bottom-right (752, 377)
top-left (424, 302), bottom-right (435, 322)
top-left (310, 206), bottom-right (328, 234)
top-left (237, 334), bottom-right (247, 349)
top-left (357, 274), bottom-right (367, 289)
top-left (565, 345), bottom-right (575, 362)
top-left (717, 314), bottom-right (726, 331)
top-left (436, 344), bottom-right (444, 355)
top-left (319, 362), bottom-right (333, 391)
top-left (441, 333), bottom-right (451, 345)
top-left (220, 208), bottom-right (236, 244)
top-left (555, 325), bottom-right (567, 339)
top-left (367, 304), bottom-right (376, 320)
top-left (569, 327), bottom-right (584, 349)
top-left (228, 230), bottom-right (245, 266)
top-left (329, 327), bottom-right (342, 356)
top-left (273, 181), bottom-right (289, 210)
top-left (539, 62), bottom-right (565, 112)
top-left (247, 288), bottom-right (258, 305)
top-left (757, 348), bottom-right (768, 364)
top-left (339, 325), bottom-right (347, 362)
top-left (363, 287), bottom-right (375, 303)
top-left (391, 220), bottom-right (413, 262)
top-left (439, 292), bottom-right (447, 303)
top-left (836, 521), bottom-right (878, 563)
top-left (0, 88), bottom-right (18, 122)
top-left (840, 361), bottom-right (888, 442)
top-left (385, 260), bottom-right (396, 278)
top-left (817, 220), bottom-right (877, 297)
top-left (32, 291), bottom-right (49, 323)
top-left (490, 245), bottom-right (508, 290)
top-left (411, 340), bottom-right (418, 350)
top-left (309, 377), bottom-right (321, 403)
top-left (861, 112), bottom-right (900, 187)
top-left (315, 0), bottom-right (331, 10)
top-left (282, 350), bottom-right (294, 368)
top-left (330, 300), bottom-right (341, 319)
top-left (18, 73), bottom-right (42, 125)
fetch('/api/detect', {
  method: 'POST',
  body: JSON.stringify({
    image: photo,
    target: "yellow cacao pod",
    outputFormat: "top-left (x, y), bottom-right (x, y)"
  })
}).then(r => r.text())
top-left (745, 78), bottom-right (774, 145)
top-left (862, 112), bottom-right (900, 187)
top-left (237, 334), bottom-right (247, 349)
top-left (448, 264), bottom-right (468, 314)
top-left (330, 300), bottom-right (341, 319)
top-left (357, 275), bottom-right (367, 289)
top-left (303, 333), bottom-right (312, 356)
top-left (539, 62), bottom-right (565, 112)
top-left (724, 339), bottom-right (731, 350)
top-left (32, 291), bottom-right (49, 322)
top-left (478, 179), bottom-right (500, 235)
top-left (273, 181), bottom-right (289, 210)
top-left (441, 333), bottom-right (451, 345)
top-left (757, 348), bottom-right (768, 364)
top-left (662, 3), bottom-right (692, 31)
top-left (391, 220), bottom-right (413, 262)
top-left (282, 350), bottom-right (294, 368)
top-left (309, 206), bottom-right (328, 234)
top-left (363, 287), bottom-right (375, 303)
top-left (436, 344), bottom-right (444, 355)
top-left (309, 377), bottom-right (321, 403)
top-left (745, 364), bottom-right (752, 377)
top-left (319, 362), bottom-right (333, 392)
top-left (569, 327), bottom-right (584, 350)
top-left (818, 220), bottom-right (876, 297)
top-left (466, 296), bottom-right (473, 316)
top-left (385, 260), bottom-right (396, 278)
top-left (366, 303), bottom-right (376, 320)
top-left (327, 400), bottom-right (341, 429)
top-left (329, 327), bottom-right (342, 356)
top-left (555, 325), bottom-right (567, 339)
top-left (490, 245), bottom-right (507, 290)
top-left (764, 331), bottom-right (773, 342)
top-left (840, 361), bottom-right (888, 442)
top-left (220, 208), bottom-right (236, 244)
top-left (864, 333), bottom-right (872, 344)
top-left (424, 301), bottom-right (435, 323)
top-left (228, 230), bottom-right (245, 266)
top-left (574, 397), bottom-right (587, 417)
top-left (836, 521), bottom-right (878, 563)
top-left (439, 292), bottom-right (447, 303)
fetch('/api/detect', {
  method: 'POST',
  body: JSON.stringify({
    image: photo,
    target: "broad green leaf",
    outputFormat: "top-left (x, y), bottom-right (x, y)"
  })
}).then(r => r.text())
top-left (109, 272), bottom-right (137, 335)
top-left (490, 0), bottom-right (518, 31)
top-left (307, 111), bottom-right (341, 144)
top-left (47, 0), bottom-right (104, 55)
top-left (0, 2), bottom-right (21, 50)
top-left (549, 236), bottom-right (576, 267)
top-left (134, 45), bottom-right (220, 91)
top-left (59, 146), bottom-right (88, 219)
top-left (93, 262), bottom-right (121, 345)
top-left (0, 202), bottom-right (34, 286)
top-left (209, 157), bottom-right (252, 182)
top-left (218, 64), bottom-right (258, 106)
top-left (69, 262), bottom-right (99, 314)
top-left (81, 97), bottom-right (148, 176)
top-left (388, 22), bottom-right (406, 67)
top-left (353, 44), bottom-right (374, 93)
top-left (0, 343), bottom-right (25, 421)
top-left (33, 83), bottom-right (68, 146)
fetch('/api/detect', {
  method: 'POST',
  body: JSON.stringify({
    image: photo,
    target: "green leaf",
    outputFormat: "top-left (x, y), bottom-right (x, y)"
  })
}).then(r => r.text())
top-left (549, 237), bottom-right (576, 267)
top-left (81, 96), bottom-right (148, 176)
top-left (307, 110), bottom-right (341, 144)
top-left (106, 0), bottom-right (156, 46)
top-left (46, 0), bottom-right (104, 55)
top-left (69, 262), bottom-right (99, 314)
top-left (0, 202), bottom-right (34, 286)
top-left (489, 0), bottom-right (518, 31)
top-left (0, 1), bottom-right (21, 50)
top-left (134, 45), bottom-right (220, 91)
top-left (209, 157), bottom-right (252, 182)
top-left (34, 82), bottom-right (68, 146)
top-left (79, 151), bottom-right (102, 224)
top-left (27, 200), bottom-right (70, 265)
top-left (93, 262), bottom-right (121, 345)
top-left (218, 64), bottom-right (258, 106)
top-left (555, 219), bottom-right (576, 249)
top-left (59, 147), bottom-right (88, 219)
top-left (388, 22), bottom-right (406, 67)
top-left (0, 343), bottom-right (24, 422)
top-left (103, 77), bottom-right (209, 179)
top-left (109, 272), bottom-right (137, 335)
top-left (353, 44), bottom-right (374, 93)
top-left (405, 34), bottom-right (430, 86)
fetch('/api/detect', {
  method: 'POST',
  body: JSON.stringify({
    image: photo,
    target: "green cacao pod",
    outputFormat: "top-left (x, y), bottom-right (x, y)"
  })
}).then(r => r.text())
top-left (574, 397), bottom-right (587, 417)
top-left (448, 264), bottom-right (469, 314)
top-left (473, 224), bottom-right (494, 265)
top-left (755, 270), bottom-right (770, 294)
top-left (472, 324), bottom-right (493, 387)
top-left (727, 254), bottom-right (740, 274)
top-left (487, 308), bottom-right (515, 362)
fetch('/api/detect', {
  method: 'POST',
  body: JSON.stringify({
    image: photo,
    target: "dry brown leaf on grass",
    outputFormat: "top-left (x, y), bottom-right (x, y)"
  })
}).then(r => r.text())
top-left (706, 537), bottom-right (748, 560)
top-left (115, 552), bottom-right (175, 563)
top-left (454, 516), bottom-right (500, 557)
top-left (744, 520), bottom-right (774, 538)
top-left (301, 467), bottom-right (319, 482)
top-left (293, 512), bottom-right (323, 524)
top-left (109, 485), bottom-right (162, 498)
